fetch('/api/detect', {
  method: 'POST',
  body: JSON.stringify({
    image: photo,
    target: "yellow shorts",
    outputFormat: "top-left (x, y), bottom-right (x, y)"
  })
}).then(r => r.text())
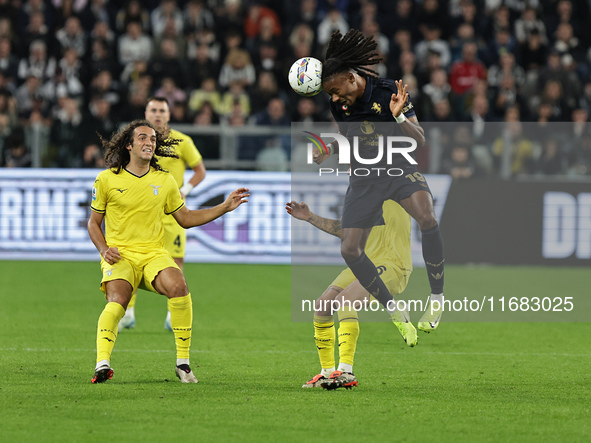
top-left (331, 260), bottom-right (411, 297)
top-left (100, 247), bottom-right (180, 294)
top-left (163, 214), bottom-right (186, 258)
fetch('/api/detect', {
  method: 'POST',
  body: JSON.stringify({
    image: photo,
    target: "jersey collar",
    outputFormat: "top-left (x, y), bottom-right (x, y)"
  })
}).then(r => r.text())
top-left (359, 76), bottom-right (374, 104)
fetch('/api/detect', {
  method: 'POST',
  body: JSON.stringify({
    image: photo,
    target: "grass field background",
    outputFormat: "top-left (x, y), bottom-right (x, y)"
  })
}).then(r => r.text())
top-left (1, 261), bottom-right (590, 442)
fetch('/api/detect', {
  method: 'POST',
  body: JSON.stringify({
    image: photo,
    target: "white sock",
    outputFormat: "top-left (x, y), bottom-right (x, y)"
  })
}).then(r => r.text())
top-left (321, 367), bottom-right (335, 378)
top-left (177, 358), bottom-right (190, 367)
top-left (96, 359), bottom-right (110, 370)
top-left (337, 363), bottom-right (353, 373)
top-left (430, 293), bottom-right (443, 304)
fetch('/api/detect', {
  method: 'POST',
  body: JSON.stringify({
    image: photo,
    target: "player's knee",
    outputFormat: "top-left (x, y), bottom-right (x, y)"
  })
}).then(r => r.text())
top-left (165, 280), bottom-right (189, 298)
top-left (341, 244), bottom-right (362, 263)
top-left (417, 212), bottom-right (438, 230)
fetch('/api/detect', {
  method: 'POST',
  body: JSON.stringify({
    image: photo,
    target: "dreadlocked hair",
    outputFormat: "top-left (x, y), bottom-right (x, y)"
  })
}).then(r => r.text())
top-left (100, 119), bottom-right (180, 173)
top-left (322, 29), bottom-right (382, 82)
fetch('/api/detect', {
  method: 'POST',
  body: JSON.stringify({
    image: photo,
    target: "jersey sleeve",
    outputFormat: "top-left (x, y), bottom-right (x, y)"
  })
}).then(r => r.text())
top-left (164, 174), bottom-right (185, 215)
top-left (90, 172), bottom-right (107, 213)
top-left (179, 136), bottom-right (203, 169)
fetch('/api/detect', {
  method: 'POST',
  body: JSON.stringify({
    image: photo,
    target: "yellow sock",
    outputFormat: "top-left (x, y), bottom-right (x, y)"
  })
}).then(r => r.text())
top-left (127, 292), bottom-right (137, 309)
top-left (168, 293), bottom-right (192, 360)
top-left (337, 307), bottom-right (359, 368)
top-left (313, 314), bottom-right (335, 371)
top-left (96, 302), bottom-right (125, 364)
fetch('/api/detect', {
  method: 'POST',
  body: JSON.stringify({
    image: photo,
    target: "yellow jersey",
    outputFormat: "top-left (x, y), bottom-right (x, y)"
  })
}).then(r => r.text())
top-left (157, 128), bottom-right (203, 187)
top-left (90, 167), bottom-right (185, 250)
top-left (365, 200), bottom-right (413, 272)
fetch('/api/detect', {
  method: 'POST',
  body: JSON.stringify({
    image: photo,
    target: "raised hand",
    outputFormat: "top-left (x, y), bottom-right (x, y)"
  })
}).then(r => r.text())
top-left (390, 79), bottom-right (409, 118)
top-left (224, 188), bottom-right (250, 211)
top-left (286, 201), bottom-right (311, 221)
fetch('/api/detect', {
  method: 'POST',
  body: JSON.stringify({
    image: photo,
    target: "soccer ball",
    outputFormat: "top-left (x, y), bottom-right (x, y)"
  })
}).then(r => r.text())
top-left (288, 57), bottom-right (323, 97)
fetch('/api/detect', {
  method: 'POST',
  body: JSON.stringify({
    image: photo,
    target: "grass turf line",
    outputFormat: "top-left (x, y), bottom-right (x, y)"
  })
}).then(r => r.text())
top-left (0, 261), bottom-right (589, 442)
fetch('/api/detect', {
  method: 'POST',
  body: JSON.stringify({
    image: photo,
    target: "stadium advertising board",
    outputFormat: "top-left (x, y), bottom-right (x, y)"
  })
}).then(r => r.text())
top-left (441, 179), bottom-right (591, 266)
top-left (0, 170), bottom-right (589, 266)
top-left (0, 169), bottom-right (291, 263)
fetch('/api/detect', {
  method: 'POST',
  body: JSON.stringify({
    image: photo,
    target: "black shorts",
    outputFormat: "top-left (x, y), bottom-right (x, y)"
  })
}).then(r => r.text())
top-left (341, 171), bottom-right (432, 228)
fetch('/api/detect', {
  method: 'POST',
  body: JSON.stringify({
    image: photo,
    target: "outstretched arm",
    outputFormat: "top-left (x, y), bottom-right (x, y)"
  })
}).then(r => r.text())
top-left (390, 79), bottom-right (426, 147)
top-left (286, 201), bottom-right (342, 238)
top-left (173, 187), bottom-right (250, 228)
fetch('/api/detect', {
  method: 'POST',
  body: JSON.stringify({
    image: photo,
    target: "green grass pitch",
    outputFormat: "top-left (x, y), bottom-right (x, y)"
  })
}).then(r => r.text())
top-left (0, 261), bottom-right (589, 442)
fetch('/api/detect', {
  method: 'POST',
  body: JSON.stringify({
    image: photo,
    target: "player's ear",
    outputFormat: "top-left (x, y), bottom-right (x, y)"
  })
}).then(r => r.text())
top-left (347, 72), bottom-right (356, 83)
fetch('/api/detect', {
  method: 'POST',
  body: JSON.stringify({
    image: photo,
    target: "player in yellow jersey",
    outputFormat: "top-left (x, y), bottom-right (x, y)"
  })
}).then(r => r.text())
top-left (88, 119), bottom-right (248, 384)
top-left (118, 96), bottom-right (207, 331)
top-left (286, 199), bottom-right (417, 390)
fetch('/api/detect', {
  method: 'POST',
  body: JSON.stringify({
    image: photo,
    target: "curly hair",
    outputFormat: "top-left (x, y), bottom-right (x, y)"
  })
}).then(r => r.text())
top-left (322, 29), bottom-right (382, 81)
top-left (100, 119), bottom-right (179, 173)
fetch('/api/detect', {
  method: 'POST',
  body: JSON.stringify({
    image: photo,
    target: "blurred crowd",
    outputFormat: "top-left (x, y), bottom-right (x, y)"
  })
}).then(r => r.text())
top-left (0, 0), bottom-right (590, 177)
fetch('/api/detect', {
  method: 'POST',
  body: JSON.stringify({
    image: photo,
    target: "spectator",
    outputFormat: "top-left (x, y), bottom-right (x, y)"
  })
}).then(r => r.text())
top-left (85, 95), bottom-right (116, 140)
top-left (514, 6), bottom-right (547, 45)
top-left (18, 39), bottom-right (57, 86)
top-left (184, 0), bottom-right (215, 36)
top-left (218, 48), bottom-right (255, 89)
top-left (87, 39), bottom-right (119, 81)
top-left (387, 0), bottom-right (419, 41)
top-left (492, 107), bottom-right (535, 176)
top-left (2, 130), bottom-right (32, 167)
top-left (414, 24), bottom-right (451, 70)
top-left (449, 42), bottom-right (487, 96)
top-left (89, 20), bottom-right (116, 56)
top-left (317, 8), bottom-right (348, 48)
top-left (154, 77), bottom-right (186, 109)
top-left (151, 0), bottom-right (183, 38)
top-left (293, 97), bottom-right (322, 123)
top-left (244, 2), bottom-right (281, 40)
top-left (21, 12), bottom-right (55, 59)
top-left (440, 144), bottom-right (480, 179)
top-left (15, 75), bottom-right (45, 117)
top-left (534, 138), bottom-right (565, 175)
top-left (170, 100), bottom-right (192, 124)
top-left (422, 68), bottom-right (452, 119)
top-left (88, 70), bottom-right (120, 109)
top-left (188, 77), bottom-right (222, 116)
top-left (18, 0), bottom-right (54, 39)
top-left (153, 17), bottom-right (186, 60)
top-left (115, 0), bottom-right (151, 34)
top-left (491, 73), bottom-right (529, 120)
top-left (78, 0), bottom-right (112, 32)
top-left (117, 21), bottom-right (152, 74)
top-left (249, 70), bottom-right (289, 115)
top-left (149, 38), bottom-right (189, 89)
top-left (487, 51), bottom-right (525, 89)
top-left (80, 142), bottom-right (105, 168)
top-left (218, 80), bottom-right (250, 116)
top-left (519, 29), bottom-right (547, 72)
top-left (50, 96), bottom-right (87, 167)
top-left (0, 38), bottom-right (19, 84)
top-left (55, 16), bottom-right (87, 58)
top-left (289, 23), bottom-right (316, 58)
top-left (481, 26), bottom-right (517, 67)
top-left (246, 96), bottom-right (290, 159)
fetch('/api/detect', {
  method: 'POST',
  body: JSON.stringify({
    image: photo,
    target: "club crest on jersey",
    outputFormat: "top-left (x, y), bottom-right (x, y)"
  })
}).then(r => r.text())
top-left (341, 104), bottom-right (348, 111)
top-left (150, 184), bottom-right (162, 196)
top-left (371, 102), bottom-right (382, 114)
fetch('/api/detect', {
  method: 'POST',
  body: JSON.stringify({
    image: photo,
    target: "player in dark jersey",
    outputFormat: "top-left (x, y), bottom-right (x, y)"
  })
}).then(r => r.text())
top-left (314, 29), bottom-right (444, 332)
